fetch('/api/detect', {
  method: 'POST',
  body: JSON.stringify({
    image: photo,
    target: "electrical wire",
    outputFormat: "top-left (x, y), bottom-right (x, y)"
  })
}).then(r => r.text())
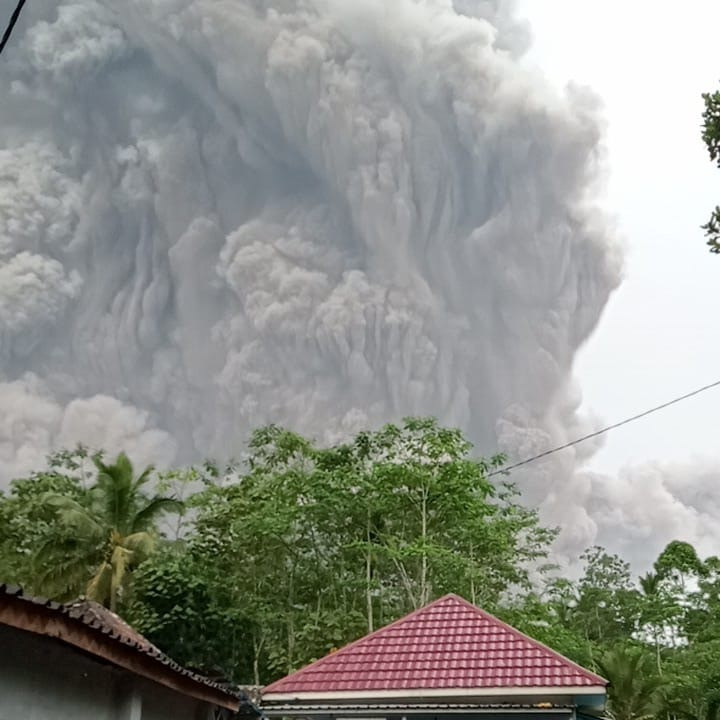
top-left (487, 377), bottom-right (720, 478)
top-left (0, 0), bottom-right (28, 56)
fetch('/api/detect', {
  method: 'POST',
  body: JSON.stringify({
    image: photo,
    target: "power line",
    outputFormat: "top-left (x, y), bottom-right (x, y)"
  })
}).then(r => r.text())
top-left (487, 378), bottom-right (720, 478)
top-left (0, 0), bottom-right (28, 56)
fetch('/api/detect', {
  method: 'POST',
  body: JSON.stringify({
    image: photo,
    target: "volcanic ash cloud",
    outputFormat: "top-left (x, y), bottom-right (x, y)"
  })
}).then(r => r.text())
top-left (0, 0), bottom-right (622, 552)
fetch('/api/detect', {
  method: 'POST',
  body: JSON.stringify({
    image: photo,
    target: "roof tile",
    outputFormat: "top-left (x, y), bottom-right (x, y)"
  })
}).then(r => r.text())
top-left (264, 595), bottom-right (606, 696)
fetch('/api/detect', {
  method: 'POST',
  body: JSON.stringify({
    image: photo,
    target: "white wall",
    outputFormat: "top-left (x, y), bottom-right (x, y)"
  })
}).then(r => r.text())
top-left (0, 624), bottom-right (211, 720)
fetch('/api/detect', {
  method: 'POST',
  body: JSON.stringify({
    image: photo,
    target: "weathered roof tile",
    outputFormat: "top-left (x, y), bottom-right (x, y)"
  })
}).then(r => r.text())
top-left (0, 583), bottom-right (256, 715)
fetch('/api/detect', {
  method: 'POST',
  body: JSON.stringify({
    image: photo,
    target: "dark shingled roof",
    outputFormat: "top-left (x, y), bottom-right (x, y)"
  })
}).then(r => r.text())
top-left (0, 583), bottom-right (258, 716)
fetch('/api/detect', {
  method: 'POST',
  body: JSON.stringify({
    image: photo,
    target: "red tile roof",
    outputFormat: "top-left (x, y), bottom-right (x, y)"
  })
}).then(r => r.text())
top-left (264, 594), bottom-right (606, 697)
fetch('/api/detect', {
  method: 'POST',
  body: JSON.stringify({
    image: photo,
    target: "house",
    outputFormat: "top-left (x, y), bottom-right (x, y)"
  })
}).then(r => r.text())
top-left (262, 594), bottom-right (607, 720)
top-left (0, 583), bottom-right (259, 720)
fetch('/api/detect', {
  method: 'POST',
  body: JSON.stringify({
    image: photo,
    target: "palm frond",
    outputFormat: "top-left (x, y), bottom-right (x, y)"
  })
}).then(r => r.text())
top-left (44, 494), bottom-right (87, 512)
top-left (131, 496), bottom-right (184, 533)
top-left (132, 464), bottom-right (156, 493)
top-left (35, 548), bottom-right (95, 601)
top-left (122, 531), bottom-right (155, 562)
top-left (27, 453), bottom-right (169, 608)
top-left (596, 646), bottom-right (661, 720)
top-left (95, 452), bottom-right (135, 533)
top-left (57, 509), bottom-right (105, 541)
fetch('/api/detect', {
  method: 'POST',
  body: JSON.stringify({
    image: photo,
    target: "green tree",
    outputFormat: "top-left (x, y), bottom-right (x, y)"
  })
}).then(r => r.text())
top-left (37, 452), bottom-right (182, 610)
top-left (659, 641), bottom-right (720, 720)
top-left (649, 541), bottom-right (705, 649)
top-left (0, 467), bottom-right (84, 588)
top-left (659, 552), bottom-right (720, 720)
top-left (574, 547), bottom-right (641, 647)
top-left (501, 578), bottom-right (595, 670)
top-left (685, 555), bottom-right (720, 643)
top-left (507, 549), bottom-right (643, 671)
top-left (142, 418), bottom-right (554, 684)
top-left (596, 645), bottom-right (661, 720)
top-left (655, 541), bottom-right (705, 587)
top-left (701, 86), bottom-right (720, 252)
top-left (126, 543), bottom-right (255, 680)
top-left (332, 418), bottom-right (553, 615)
top-left (12, 438), bottom-right (720, 713)
top-left (637, 571), bottom-right (675, 673)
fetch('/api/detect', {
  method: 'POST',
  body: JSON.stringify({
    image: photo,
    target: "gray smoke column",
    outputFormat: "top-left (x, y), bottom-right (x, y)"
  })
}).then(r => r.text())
top-left (0, 0), bottom-right (622, 552)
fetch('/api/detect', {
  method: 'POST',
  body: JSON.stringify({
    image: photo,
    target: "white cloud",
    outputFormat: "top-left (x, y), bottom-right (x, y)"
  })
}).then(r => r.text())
top-left (0, 375), bottom-right (176, 483)
top-left (590, 459), bottom-right (720, 568)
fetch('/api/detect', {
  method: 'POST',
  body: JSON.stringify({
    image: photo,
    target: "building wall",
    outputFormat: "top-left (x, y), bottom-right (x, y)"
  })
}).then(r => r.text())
top-left (0, 625), bottom-right (212, 720)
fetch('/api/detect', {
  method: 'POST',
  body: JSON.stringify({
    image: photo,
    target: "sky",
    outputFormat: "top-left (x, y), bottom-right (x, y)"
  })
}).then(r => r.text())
top-left (519, 0), bottom-right (720, 475)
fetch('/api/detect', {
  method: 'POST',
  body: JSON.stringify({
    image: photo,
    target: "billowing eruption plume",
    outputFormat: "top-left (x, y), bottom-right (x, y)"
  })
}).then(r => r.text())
top-left (0, 0), bottom-right (623, 554)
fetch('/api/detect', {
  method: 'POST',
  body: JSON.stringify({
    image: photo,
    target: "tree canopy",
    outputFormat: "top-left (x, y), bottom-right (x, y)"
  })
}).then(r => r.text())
top-left (0, 447), bottom-right (182, 610)
top-left (702, 85), bottom-right (720, 252)
top-left (1, 417), bottom-right (719, 713)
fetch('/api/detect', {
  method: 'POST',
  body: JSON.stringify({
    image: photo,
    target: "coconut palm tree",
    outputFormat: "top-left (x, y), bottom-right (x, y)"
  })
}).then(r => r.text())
top-left (596, 645), bottom-right (662, 720)
top-left (37, 452), bottom-right (182, 611)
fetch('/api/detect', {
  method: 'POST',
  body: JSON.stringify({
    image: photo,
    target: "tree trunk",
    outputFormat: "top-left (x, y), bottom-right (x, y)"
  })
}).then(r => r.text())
top-left (420, 486), bottom-right (428, 606)
top-left (469, 544), bottom-right (476, 605)
top-left (366, 509), bottom-right (374, 632)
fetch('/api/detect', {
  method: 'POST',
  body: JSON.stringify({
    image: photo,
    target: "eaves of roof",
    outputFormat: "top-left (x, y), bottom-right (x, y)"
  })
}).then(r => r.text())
top-left (0, 583), bottom-right (258, 716)
top-left (262, 702), bottom-right (576, 717)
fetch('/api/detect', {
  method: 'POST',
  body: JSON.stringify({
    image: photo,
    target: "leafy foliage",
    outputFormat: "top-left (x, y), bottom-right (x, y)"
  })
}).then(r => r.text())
top-left (152, 418), bottom-right (554, 682)
top-left (701, 87), bottom-right (720, 252)
top-left (596, 645), bottom-right (661, 720)
top-left (3, 418), bottom-right (720, 710)
top-left (0, 449), bottom-right (182, 610)
top-left (0, 464), bottom-right (84, 587)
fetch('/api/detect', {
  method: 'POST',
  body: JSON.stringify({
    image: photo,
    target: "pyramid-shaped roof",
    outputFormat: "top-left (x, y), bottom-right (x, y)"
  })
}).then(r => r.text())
top-left (264, 594), bottom-right (606, 698)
